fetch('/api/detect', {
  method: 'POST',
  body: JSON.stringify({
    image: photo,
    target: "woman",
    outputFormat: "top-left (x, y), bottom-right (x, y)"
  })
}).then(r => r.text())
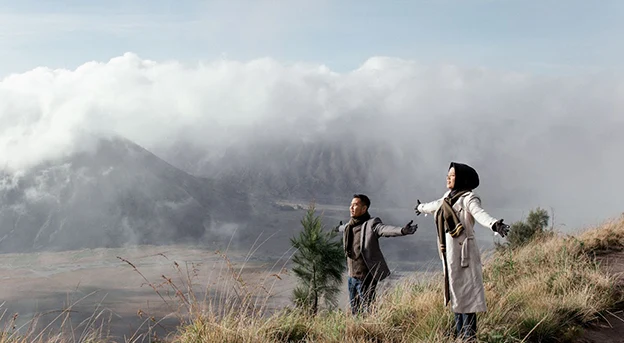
top-left (415, 162), bottom-right (509, 340)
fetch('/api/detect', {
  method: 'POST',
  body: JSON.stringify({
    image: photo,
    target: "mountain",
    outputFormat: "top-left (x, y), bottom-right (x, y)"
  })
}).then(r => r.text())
top-left (0, 137), bottom-right (250, 253)
top-left (153, 136), bottom-right (513, 259)
top-left (155, 134), bottom-right (529, 227)
top-left (158, 137), bottom-right (422, 207)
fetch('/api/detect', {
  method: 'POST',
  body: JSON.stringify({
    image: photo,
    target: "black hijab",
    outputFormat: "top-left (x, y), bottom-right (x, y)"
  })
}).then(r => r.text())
top-left (448, 162), bottom-right (480, 200)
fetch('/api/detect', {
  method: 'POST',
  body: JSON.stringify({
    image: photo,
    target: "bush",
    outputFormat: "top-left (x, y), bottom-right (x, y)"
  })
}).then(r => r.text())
top-left (507, 208), bottom-right (550, 248)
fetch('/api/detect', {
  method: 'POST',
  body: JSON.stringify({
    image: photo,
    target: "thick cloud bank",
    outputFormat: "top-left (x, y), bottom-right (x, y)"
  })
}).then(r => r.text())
top-left (1, 53), bottom-right (622, 228)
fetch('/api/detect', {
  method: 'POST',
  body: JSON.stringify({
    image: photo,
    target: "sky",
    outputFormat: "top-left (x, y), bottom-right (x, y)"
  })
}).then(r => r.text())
top-left (1, 0), bottom-right (623, 77)
top-left (0, 0), bottom-right (623, 229)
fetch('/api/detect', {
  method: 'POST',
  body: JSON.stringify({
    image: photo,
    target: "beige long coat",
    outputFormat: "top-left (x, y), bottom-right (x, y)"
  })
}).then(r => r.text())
top-left (419, 191), bottom-right (498, 313)
top-left (338, 217), bottom-right (405, 282)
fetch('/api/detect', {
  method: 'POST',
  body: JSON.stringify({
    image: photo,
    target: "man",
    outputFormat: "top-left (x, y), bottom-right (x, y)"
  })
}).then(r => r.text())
top-left (336, 194), bottom-right (418, 315)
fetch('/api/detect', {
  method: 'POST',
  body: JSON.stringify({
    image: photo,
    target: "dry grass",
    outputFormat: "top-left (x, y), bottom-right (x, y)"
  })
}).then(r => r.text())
top-left (576, 216), bottom-right (624, 255)
top-left (167, 216), bottom-right (624, 343)
top-left (0, 298), bottom-right (121, 343)
top-left (3, 216), bottom-right (624, 342)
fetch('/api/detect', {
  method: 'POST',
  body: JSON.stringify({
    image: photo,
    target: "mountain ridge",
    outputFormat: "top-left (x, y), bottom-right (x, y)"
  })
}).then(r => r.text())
top-left (0, 136), bottom-right (250, 253)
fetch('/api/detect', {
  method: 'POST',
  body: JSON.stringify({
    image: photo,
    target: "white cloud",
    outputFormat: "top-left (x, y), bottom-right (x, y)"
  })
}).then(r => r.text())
top-left (0, 53), bottom-right (622, 227)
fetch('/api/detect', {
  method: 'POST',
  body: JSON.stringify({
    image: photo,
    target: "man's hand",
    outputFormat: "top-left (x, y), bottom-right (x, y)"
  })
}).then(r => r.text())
top-left (333, 221), bottom-right (343, 233)
top-left (492, 219), bottom-right (510, 237)
top-left (401, 220), bottom-right (418, 235)
top-left (414, 200), bottom-right (422, 216)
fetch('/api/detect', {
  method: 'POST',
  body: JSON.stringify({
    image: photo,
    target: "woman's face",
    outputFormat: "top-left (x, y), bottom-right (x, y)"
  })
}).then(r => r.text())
top-left (447, 167), bottom-right (456, 190)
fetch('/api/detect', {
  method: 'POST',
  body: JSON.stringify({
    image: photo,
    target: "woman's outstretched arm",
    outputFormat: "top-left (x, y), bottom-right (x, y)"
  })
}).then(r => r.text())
top-left (465, 193), bottom-right (498, 230)
top-left (416, 198), bottom-right (443, 215)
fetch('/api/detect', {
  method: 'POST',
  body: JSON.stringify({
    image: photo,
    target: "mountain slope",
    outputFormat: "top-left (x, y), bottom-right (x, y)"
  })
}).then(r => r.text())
top-left (0, 137), bottom-right (250, 253)
top-left (161, 137), bottom-right (417, 206)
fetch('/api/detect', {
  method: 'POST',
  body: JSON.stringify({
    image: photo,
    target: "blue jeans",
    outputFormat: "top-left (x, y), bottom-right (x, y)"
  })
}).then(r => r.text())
top-left (348, 276), bottom-right (378, 315)
top-left (455, 312), bottom-right (477, 340)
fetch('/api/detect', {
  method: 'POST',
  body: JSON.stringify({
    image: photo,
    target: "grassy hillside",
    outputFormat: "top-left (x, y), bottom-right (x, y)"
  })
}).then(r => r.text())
top-left (171, 216), bottom-right (624, 343)
top-left (2, 216), bottom-right (623, 342)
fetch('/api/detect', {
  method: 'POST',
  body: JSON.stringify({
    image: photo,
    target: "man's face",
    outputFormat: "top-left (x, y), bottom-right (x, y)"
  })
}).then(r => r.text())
top-left (350, 198), bottom-right (367, 218)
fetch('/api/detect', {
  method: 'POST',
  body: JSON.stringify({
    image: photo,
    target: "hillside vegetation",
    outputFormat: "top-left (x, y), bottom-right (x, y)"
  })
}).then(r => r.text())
top-left (170, 216), bottom-right (624, 343)
top-left (2, 216), bottom-right (623, 343)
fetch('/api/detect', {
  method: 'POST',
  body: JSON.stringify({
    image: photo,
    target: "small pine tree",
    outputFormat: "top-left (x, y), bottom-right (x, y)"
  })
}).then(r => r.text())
top-left (507, 207), bottom-right (550, 248)
top-left (290, 204), bottom-right (345, 315)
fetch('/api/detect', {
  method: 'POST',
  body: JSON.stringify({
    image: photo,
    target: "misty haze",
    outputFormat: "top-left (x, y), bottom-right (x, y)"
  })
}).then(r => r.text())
top-left (1, 21), bottom-right (623, 340)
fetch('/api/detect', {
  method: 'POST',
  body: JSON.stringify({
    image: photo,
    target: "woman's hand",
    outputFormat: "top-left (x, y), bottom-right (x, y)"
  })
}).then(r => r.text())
top-left (414, 199), bottom-right (422, 216)
top-left (492, 219), bottom-right (510, 237)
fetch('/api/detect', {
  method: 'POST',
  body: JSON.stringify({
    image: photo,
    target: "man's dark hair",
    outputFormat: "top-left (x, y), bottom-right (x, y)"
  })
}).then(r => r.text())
top-left (353, 194), bottom-right (370, 209)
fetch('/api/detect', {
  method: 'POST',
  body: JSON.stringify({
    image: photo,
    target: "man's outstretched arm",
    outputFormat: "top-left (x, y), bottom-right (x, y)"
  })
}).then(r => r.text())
top-left (373, 218), bottom-right (418, 237)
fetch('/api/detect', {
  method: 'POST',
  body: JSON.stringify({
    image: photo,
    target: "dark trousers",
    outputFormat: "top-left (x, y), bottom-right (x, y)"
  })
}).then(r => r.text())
top-left (348, 276), bottom-right (378, 315)
top-left (454, 312), bottom-right (477, 340)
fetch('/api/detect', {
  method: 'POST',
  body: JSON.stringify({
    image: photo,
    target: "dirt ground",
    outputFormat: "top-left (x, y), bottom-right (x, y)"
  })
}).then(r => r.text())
top-left (576, 251), bottom-right (624, 343)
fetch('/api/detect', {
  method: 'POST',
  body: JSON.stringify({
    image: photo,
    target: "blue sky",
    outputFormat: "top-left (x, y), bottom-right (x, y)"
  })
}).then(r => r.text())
top-left (1, 0), bottom-right (622, 77)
